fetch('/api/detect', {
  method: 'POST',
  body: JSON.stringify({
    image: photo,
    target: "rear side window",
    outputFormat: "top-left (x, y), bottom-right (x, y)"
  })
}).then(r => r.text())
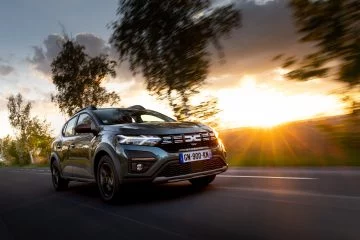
top-left (64, 117), bottom-right (78, 137)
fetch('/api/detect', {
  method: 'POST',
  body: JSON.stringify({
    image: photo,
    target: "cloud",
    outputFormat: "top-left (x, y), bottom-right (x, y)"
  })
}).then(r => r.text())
top-left (26, 1), bottom-right (319, 101)
top-left (75, 33), bottom-right (110, 57)
top-left (0, 65), bottom-right (14, 76)
top-left (28, 33), bottom-right (119, 76)
top-left (205, 0), bottom-right (313, 89)
top-left (28, 34), bottom-right (64, 76)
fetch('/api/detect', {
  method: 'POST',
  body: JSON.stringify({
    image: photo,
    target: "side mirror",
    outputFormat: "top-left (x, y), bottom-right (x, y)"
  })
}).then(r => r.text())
top-left (75, 123), bottom-right (99, 135)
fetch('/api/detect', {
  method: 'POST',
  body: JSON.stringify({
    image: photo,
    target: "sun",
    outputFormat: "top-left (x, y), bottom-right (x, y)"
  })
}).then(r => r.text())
top-left (216, 76), bottom-right (345, 128)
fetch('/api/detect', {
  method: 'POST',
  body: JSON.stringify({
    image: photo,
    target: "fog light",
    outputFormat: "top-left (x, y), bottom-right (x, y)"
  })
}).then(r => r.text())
top-left (136, 163), bottom-right (143, 172)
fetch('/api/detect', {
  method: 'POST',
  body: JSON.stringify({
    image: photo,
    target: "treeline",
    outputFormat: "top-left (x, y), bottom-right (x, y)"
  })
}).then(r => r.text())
top-left (316, 108), bottom-right (360, 150)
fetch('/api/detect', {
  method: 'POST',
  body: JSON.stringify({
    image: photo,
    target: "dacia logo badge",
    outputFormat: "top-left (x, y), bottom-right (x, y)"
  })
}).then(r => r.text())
top-left (184, 134), bottom-right (202, 143)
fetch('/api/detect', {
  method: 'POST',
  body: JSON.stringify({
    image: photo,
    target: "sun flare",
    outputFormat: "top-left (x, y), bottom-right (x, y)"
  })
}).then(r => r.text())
top-left (216, 76), bottom-right (345, 128)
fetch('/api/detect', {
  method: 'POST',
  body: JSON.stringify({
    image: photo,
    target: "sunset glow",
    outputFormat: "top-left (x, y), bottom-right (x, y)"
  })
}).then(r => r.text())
top-left (0, 76), bottom-right (347, 138)
top-left (215, 76), bottom-right (346, 128)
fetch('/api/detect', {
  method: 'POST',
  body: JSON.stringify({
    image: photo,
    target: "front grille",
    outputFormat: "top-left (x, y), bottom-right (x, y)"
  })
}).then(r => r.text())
top-left (157, 158), bottom-right (226, 178)
top-left (157, 132), bottom-right (218, 153)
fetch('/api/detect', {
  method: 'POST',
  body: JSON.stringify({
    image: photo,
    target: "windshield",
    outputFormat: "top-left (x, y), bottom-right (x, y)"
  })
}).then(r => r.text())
top-left (93, 109), bottom-right (176, 125)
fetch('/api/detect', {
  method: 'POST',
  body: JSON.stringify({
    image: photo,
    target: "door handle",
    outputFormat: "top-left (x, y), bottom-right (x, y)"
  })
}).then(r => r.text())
top-left (70, 144), bottom-right (75, 149)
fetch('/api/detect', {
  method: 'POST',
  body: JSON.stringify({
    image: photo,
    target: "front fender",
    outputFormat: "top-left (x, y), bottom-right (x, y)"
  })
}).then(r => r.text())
top-left (92, 143), bottom-right (124, 183)
top-left (49, 152), bottom-right (63, 174)
top-left (49, 152), bottom-right (60, 166)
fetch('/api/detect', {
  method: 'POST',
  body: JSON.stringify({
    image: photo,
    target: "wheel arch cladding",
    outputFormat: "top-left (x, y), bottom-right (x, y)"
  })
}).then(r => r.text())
top-left (94, 150), bottom-right (109, 178)
top-left (93, 144), bottom-right (123, 182)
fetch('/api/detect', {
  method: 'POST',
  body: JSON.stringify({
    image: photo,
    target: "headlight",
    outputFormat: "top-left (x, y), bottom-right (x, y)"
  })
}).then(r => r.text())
top-left (210, 128), bottom-right (226, 151)
top-left (117, 135), bottom-right (161, 146)
top-left (209, 128), bottom-right (219, 140)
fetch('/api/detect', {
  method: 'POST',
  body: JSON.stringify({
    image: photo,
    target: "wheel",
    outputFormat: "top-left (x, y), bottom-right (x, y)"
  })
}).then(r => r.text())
top-left (189, 175), bottom-right (216, 188)
top-left (51, 162), bottom-right (69, 191)
top-left (97, 155), bottom-right (120, 202)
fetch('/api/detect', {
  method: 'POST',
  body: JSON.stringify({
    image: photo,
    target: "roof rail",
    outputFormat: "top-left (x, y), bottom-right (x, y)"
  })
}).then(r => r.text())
top-left (128, 105), bottom-right (146, 110)
top-left (75, 105), bottom-right (97, 114)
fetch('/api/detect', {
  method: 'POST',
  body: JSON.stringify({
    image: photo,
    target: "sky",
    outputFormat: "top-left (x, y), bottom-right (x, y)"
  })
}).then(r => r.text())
top-left (0, 0), bottom-right (347, 137)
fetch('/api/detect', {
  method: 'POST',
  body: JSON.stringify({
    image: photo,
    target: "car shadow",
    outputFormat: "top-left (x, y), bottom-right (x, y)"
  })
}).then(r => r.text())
top-left (66, 181), bottom-right (213, 205)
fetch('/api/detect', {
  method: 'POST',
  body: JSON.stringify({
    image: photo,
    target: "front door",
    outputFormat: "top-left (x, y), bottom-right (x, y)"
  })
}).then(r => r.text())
top-left (70, 113), bottom-right (96, 179)
top-left (60, 116), bottom-right (78, 177)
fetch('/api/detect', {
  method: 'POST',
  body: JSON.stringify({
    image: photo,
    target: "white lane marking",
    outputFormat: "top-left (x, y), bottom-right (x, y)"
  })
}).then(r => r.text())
top-left (218, 175), bottom-right (317, 180)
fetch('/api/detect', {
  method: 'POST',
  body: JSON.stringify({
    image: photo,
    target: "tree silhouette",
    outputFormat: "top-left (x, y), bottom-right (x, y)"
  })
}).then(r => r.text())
top-left (51, 40), bottom-right (120, 116)
top-left (280, 0), bottom-right (360, 85)
top-left (110, 0), bottom-right (240, 118)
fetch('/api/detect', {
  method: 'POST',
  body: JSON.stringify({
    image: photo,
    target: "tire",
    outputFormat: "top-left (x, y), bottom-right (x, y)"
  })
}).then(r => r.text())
top-left (189, 175), bottom-right (216, 188)
top-left (51, 162), bottom-right (69, 191)
top-left (96, 155), bottom-right (120, 202)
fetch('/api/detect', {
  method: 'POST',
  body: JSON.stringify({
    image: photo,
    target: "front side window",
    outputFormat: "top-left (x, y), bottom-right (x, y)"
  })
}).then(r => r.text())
top-left (77, 113), bottom-right (94, 126)
top-left (64, 117), bottom-right (78, 137)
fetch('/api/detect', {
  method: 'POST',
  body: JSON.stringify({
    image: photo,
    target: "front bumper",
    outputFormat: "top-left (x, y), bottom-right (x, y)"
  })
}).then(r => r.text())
top-left (118, 144), bottom-right (227, 184)
top-left (152, 165), bottom-right (227, 183)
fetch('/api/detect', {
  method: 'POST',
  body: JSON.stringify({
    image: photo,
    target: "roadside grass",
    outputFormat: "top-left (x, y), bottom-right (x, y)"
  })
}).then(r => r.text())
top-left (0, 161), bottom-right (8, 167)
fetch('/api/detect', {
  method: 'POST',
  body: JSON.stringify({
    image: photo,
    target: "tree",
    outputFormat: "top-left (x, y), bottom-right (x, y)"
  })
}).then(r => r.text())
top-left (0, 136), bottom-right (18, 164)
top-left (7, 93), bottom-right (53, 165)
top-left (7, 94), bottom-right (32, 164)
top-left (26, 118), bottom-right (54, 162)
top-left (7, 94), bottom-right (31, 137)
top-left (279, 0), bottom-right (360, 85)
top-left (51, 40), bottom-right (120, 116)
top-left (110, 0), bottom-right (240, 118)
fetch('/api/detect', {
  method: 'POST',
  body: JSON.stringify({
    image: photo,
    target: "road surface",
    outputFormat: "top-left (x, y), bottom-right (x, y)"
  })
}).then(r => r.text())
top-left (0, 167), bottom-right (359, 240)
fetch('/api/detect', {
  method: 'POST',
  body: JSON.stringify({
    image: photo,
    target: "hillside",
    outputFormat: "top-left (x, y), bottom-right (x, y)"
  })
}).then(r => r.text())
top-left (219, 117), bottom-right (359, 166)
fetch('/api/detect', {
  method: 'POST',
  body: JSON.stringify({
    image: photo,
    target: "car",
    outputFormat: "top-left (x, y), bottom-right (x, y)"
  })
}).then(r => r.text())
top-left (49, 105), bottom-right (227, 202)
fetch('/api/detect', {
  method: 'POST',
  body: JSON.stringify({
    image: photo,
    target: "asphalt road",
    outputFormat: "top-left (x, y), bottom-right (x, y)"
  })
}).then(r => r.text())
top-left (0, 167), bottom-right (360, 240)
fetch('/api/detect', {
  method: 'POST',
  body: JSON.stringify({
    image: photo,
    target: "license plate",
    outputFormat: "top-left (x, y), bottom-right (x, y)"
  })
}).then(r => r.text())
top-left (179, 149), bottom-right (212, 163)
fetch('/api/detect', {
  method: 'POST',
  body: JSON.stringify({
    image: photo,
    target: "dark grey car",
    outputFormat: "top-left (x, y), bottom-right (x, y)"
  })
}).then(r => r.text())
top-left (50, 105), bottom-right (227, 202)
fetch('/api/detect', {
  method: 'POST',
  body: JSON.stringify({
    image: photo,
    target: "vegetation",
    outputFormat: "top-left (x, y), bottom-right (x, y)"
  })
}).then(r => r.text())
top-left (2, 94), bottom-right (53, 165)
top-left (110, 0), bottom-right (240, 122)
top-left (51, 39), bottom-right (120, 116)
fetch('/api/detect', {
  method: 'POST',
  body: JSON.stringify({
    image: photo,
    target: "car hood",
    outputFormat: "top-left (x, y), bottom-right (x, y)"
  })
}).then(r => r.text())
top-left (102, 122), bottom-right (213, 135)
